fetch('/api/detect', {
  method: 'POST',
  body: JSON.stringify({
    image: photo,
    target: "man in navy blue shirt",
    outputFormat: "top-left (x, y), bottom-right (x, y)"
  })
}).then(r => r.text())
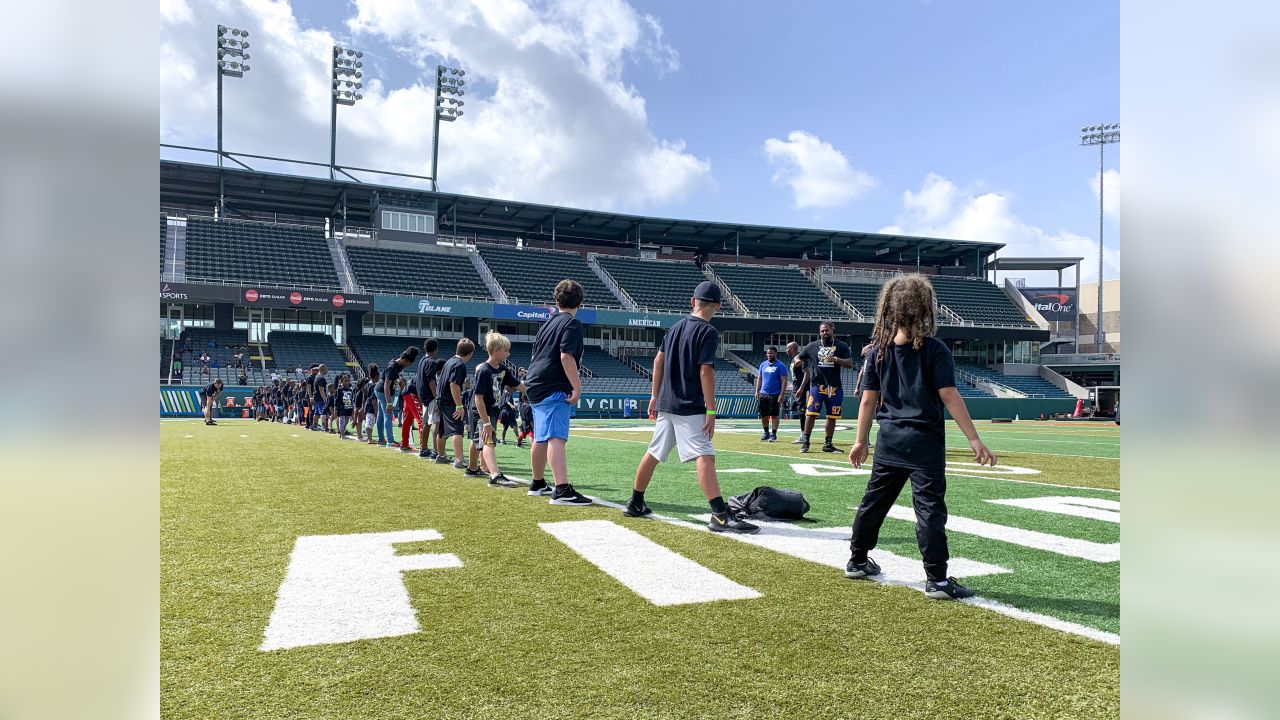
top-left (754, 346), bottom-right (787, 442)
top-left (198, 378), bottom-right (223, 425)
top-left (415, 338), bottom-right (442, 460)
top-left (625, 281), bottom-right (758, 534)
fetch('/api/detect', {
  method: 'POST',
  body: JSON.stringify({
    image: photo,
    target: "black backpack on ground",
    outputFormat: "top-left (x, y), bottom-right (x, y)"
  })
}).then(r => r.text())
top-left (728, 486), bottom-right (811, 520)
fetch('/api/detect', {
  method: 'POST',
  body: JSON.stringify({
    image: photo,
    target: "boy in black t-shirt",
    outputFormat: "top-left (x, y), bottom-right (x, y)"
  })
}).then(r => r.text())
top-left (381, 348), bottom-right (420, 450)
top-left (415, 339), bottom-right (442, 460)
top-left (626, 282), bottom-right (758, 534)
top-left (470, 332), bottom-right (524, 488)
top-left (434, 338), bottom-right (475, 468)
top-left (352, 378), bottom-right (368, 441)
top-left (523, 280), bottom-right (590, 504)
top-left (844, 275), bottom-right (997, 600)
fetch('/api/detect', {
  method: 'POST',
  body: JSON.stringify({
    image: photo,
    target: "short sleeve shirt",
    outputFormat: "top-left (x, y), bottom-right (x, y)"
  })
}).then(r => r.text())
top-left (437, 357), bottom-right (468, 409)
top-left (859, 337), bottom-right (957, 471)
top-left (757, 359), bottom-right (787, 395)
top-left (524, 312), bottom-right (585, 403)
top-left (802, 339), bottom-right (851, 387)
top-left (656, 315), bottom-right (719, 416)
top-left (416, 356), bottom-right (442, 404)
top-left (475, 361), bottom-right (521, 417)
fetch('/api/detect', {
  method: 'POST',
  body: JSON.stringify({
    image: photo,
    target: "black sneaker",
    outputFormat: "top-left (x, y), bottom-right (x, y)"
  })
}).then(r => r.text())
top-left (843, 557), bottom-right (881, 579)
top-left (205, 420), bottom-right (217, 426)
top-left (452, 460), bottom-right (467, 470)
top-left (767, 433), bottom-right (777, 443)
top-left (760, 432), bottom-right (770, 441)
top-left (463, 466), bottom-right (484, 477)
top-left (707, 513), bottom-right (759, 534)
top-left (488, 474), bottom-right (519, 488)
top-left (549, 484), bottom-right (593, 506)
top-left (924, 577), bottom-right (976, 600)
top-left (527, 479), bottom-right (554, 496)
top-left (821, 442), bottom-right (838, 453)
top-left (622, 500), bottom-right (653, 518)
top-left (434, 455), bottom-right (452, 465)
top-left (800, 440), bottom-right (810, 453)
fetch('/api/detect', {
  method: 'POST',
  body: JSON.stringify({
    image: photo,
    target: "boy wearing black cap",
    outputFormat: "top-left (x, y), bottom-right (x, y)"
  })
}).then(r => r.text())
top-left (624, 281), bottom-right (759, 534)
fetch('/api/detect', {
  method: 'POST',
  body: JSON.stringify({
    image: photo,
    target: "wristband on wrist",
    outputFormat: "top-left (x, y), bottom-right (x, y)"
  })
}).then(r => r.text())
top-left (705, 409), bottom-right (716, 415)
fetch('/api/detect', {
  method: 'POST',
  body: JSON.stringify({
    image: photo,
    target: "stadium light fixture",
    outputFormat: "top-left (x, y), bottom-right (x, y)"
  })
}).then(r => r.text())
top-left (330, 44), bottom-right (365, 180)
top-left (1080, 122), bottom-right (1119, 353)
top-left (431, 63), bottom-right (466, 191)
top-left (216, 24), bottom-right (251, 217)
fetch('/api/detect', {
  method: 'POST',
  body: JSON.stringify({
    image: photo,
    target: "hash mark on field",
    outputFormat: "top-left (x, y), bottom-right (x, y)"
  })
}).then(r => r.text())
top-left (541, 520), bottom-right (760, 606)
top-left (720, 468), bottom-right (768, 474)
top-left (886, 505), bottom-right (1120, 562)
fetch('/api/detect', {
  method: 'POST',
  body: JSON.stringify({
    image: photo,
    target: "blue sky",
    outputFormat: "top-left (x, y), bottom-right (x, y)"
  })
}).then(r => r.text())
top-left (160, 0), bottom-right (1118, 281)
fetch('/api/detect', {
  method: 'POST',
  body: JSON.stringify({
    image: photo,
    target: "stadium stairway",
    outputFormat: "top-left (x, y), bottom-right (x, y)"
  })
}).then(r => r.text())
top-left (328, 236), bottom-right (362, 293)
top-left (469, 252), bottom-right (511, 304)
top-left (586, 254), bottom-right (639, 311)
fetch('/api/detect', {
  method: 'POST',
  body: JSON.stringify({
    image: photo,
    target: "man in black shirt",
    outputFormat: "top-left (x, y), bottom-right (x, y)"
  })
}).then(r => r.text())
top-left (469, 331), bottom-right (524, 487)
top-left (415, 339), bottom-right (442, 459)
top-left (198, 378), bottom-right (223, 425)
top-left (523, 279), bottom-right (590, 505)
top-left (434, 338), bottom-right (475, 468)
top-left (625, 281), bottom-right (758, 534)
top-left (798, 321), bottom-right (854, 453)
top-left (334, 375), bottom-right (356, 438)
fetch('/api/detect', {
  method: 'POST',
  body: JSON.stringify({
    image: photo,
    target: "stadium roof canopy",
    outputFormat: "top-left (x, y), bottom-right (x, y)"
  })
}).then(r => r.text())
top-left (161, 158), bottom-right (1004, 267)
top-left (987, 257), bottom-right (1084, 272)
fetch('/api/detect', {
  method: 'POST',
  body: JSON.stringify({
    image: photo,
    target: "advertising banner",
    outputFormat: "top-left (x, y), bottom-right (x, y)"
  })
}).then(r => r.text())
top-left (373, 295), bottom-right (494, 317)
top-left (1018, 287), bottom-right (1078, 321)
top-left (588, 309), bottom-right (680, 329)
top-left (161, 282), bottom-right (372, 310)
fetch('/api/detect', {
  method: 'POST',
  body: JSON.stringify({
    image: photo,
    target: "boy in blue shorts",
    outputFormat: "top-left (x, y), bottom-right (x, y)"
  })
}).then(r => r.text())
top-left (522, 279), bottom-right (590, 505)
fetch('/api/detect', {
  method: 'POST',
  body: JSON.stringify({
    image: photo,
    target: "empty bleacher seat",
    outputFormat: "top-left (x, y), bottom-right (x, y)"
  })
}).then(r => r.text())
top-left (268, 331), bottom-right (353, 378)
top-left (822, 278), bottom-right (883, 316)
top-left (928, 276), bottom-right (1034, 327)
top-left (476, 245), bottom-right (622, 308)
top-left (345, 245), bottom-right (493, 299)
top-left (184, 217), bottom-right (339, 288)
top-left (709, 263), bottom-right (845, 319)
top-left (594, 255), bottom-right (736, 315)
top-left (958, 365), bottom-right (1072, 398)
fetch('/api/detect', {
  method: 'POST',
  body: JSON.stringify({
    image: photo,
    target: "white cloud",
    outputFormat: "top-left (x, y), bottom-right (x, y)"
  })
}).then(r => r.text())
top-left (884, 173), bottom-right (1120, 284)
top-left (762, 130), bottom-right (876, 210)
top-left (159, 0), bottom-right (710, 211)
top-left (1090, 168), bottom-right (1120, 218)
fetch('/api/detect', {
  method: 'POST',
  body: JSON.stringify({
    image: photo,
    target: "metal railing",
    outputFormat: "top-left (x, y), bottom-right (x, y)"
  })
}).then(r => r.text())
top-left (956, 368), bottom-right (1026, 398)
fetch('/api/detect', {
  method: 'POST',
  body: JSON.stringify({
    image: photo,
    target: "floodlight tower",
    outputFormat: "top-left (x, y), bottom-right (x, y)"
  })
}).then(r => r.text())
top-left (331, 45), bottom-right (365, 180)
top-left (1080, 123), bottom-right (1120, 351)
top-left (431, 65), bottom-right (466, 191)
top-left (216, 25), bottom-right (251, 216)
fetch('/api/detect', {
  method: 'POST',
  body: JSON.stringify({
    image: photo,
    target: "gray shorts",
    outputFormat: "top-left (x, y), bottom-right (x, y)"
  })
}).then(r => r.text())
top-left (646, 412), bottom-right (715, 463)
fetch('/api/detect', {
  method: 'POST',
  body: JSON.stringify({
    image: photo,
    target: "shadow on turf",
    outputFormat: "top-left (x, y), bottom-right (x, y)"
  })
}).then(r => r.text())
top-left (979, 591), bottom-right (1120, 621)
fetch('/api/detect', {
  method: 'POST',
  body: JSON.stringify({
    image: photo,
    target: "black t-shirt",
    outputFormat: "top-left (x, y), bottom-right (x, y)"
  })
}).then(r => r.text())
top-left (313, 374), bottom-right (328, 400)
top-left (437, 357), bottom-right (468, 409)
top-left (790, 355), bottom-right (805, 389)
top-left (656, 315), bottom-right (718, 416)
top-left (802, 339), bottom-right (851, 387)
top-left (524, 312), bottom-right (584, 403)
top-left (352, 385), bottom-right (365, 411)
top-left (416, 356), bottom-right (442, 404)
top-left (860, 337), bottom-right (957, 471)
top-left (334, 386), bottom-right (355, 414)
top-left (383, 359), bottom-right (406, 392)
top-left (475, 361), bottom-right (520, 418)
top-left (202, 383), bottom-right (219, 397)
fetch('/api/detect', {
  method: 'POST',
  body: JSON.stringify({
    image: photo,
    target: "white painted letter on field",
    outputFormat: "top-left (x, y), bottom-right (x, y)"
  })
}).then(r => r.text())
top-left (260, 529), bottom-right (463, 651)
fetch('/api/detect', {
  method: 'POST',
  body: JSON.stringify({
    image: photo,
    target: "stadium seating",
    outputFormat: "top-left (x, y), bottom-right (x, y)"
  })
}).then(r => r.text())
top-left (175, 328), bottom-right (270, 386)
top-left (184, 217), bottom-right (339, 288)
top-left (594, 255), bottom-right (736, 315)
top-left (348, 336), bottom-right (434, 372)
top-left (345, 245), bottom-right (493, 299)
top-left (959, 365), bottom-right (1071, 398)
top-left (476, 245), bottom-right (622, 308)
top-left (709, 263), bottom-right (845, 319)
top-left (929, 276), bottom-right (1034, 327)
top-left (822, 278), bottom-right (883, 316)
top-left (160, 214), bottom-right (167, 273)
top-left (268, 331), bottom-right (353, 379)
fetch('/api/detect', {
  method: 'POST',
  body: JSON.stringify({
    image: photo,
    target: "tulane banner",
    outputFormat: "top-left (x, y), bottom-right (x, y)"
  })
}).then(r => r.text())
top-left (373, 295), bottom-right (494, 317)
top-left (1019, 287), bottom-right (1078, 321)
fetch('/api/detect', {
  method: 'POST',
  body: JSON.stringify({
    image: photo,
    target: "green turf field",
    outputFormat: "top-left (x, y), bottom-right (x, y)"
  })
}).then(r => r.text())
top-left (161, 418), bottom-right (1119, 719)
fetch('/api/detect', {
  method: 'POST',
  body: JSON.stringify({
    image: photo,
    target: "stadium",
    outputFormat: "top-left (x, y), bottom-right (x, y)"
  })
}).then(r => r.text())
top-left (160, 10), bottom-right (1120, 720)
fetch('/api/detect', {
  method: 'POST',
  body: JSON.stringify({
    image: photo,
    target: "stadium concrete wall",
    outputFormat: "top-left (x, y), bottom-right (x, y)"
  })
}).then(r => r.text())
top-left (163, 386), bottom-right (1077, 421)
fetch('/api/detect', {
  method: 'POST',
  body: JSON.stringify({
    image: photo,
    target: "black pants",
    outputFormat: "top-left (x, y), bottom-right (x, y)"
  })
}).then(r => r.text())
top-left (849, 462), bottom-right (950, 581)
